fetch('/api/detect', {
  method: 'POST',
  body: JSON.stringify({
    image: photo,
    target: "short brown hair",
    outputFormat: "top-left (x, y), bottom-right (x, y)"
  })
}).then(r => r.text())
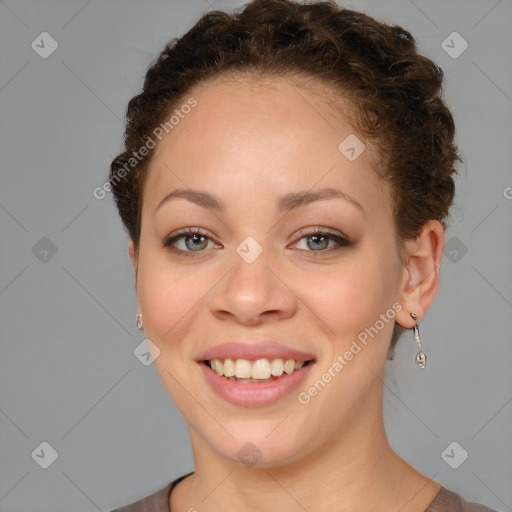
top-left (109, 0), bottom-right (460, 356)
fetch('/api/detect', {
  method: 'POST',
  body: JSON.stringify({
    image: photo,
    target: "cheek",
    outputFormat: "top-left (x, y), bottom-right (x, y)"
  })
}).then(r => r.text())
top-left (136, 252), bottom-right (201, 347)
top-left (136, 254), bottom-right (205, 406)
top-left (299, 257), bottom-right (395, 338)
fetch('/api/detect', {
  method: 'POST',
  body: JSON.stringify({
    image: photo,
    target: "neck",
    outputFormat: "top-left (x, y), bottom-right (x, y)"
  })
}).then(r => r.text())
top-left (172, 389), bottom-right (440, 512)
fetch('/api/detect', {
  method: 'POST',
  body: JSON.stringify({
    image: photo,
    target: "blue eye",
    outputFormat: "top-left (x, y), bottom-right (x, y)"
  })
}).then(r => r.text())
top-left (293, 227), bottom-right (351, 252)
top-left (162, 226), bottom-right (352, 258)
top-left (162, 227), bottom-right (216, 258)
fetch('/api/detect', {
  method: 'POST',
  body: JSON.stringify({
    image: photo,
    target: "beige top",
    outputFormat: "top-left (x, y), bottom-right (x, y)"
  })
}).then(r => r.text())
top-left (110, 472), bottom-right (498, 512)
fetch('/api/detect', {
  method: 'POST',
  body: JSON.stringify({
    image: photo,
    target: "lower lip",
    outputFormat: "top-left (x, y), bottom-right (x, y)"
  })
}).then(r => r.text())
top-left (200, 362), bottom-right (315, 407)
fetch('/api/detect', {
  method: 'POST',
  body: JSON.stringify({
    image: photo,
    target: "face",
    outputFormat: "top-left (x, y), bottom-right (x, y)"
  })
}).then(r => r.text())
top-left (131, 76), bottom-right (410, 469)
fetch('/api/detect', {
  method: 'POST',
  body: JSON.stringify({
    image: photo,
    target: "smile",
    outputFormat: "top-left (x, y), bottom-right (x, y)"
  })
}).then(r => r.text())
top-left (205, 357), bottom-right (311, 382)
top-left (199, 358), bottom-right (315, 407)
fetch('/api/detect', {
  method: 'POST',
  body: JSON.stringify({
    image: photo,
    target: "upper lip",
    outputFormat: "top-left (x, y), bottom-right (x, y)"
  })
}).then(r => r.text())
top-left (197, 342), bottom-right (316, 362)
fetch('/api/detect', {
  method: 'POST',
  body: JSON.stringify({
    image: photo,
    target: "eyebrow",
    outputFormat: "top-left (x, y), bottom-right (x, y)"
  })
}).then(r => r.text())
top-left (155, 187), bottom-right (365, 214)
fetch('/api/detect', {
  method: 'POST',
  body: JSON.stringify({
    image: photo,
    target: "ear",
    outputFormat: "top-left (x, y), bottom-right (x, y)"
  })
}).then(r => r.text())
top-left (127, 239), bottom-right (138, 290)
top-left (395, 220), bottom-right (445, 329)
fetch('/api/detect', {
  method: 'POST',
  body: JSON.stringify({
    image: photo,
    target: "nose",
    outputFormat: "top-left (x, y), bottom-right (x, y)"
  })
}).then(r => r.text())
top-left (207, 243), bottom-right (298, 326)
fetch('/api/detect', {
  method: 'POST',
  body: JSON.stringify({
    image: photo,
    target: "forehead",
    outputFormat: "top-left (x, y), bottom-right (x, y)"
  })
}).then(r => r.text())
top-left (142, 75), bottom-right (390, 219)
top-left (156, 76), bottom-right (350, 151)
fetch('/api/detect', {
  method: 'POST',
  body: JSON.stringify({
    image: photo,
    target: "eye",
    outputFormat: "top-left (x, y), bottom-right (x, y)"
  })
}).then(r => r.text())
top-left (292, 227), bottom-right (352, 253)
top-left (162, 226), bottom-right (352, 258)
top-left (162, 227), bottom-right (218, 258)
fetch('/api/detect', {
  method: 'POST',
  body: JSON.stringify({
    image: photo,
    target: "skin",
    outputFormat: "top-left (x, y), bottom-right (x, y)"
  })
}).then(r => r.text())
top-left (127, 75), bottom-right (445, 512)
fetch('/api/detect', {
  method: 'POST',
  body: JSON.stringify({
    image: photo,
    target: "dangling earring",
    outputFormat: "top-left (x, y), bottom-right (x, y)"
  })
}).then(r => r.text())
top-left (410, 313), bottom-right (426, 369)
top-left (136, 312), bottom-right (143, 331)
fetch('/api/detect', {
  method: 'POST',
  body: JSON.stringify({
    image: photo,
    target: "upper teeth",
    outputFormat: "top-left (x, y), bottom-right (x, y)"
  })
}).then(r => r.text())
top-left (209, 358), bottom-right (305, 379)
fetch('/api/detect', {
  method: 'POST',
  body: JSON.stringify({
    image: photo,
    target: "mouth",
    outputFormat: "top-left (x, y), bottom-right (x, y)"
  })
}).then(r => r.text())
top-left (201, 357), bottom-right (314, 383)
top-left (196, 341), bottom-right (317, 406)
top-left (198, 356), bottom-right (316, 407)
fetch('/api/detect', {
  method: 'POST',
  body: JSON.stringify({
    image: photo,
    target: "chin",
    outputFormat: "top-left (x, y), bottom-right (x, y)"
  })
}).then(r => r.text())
top-left (203, 426), bottom-right (316, 470)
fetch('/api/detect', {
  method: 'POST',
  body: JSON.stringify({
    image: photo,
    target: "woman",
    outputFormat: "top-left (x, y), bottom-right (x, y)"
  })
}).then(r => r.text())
top-left (109, 0), bottom-right (497, 510)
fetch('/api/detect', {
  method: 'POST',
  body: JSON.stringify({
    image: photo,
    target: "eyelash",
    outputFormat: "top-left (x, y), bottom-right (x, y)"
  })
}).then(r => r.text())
top-left (162, 226), bottom-right (352, 259)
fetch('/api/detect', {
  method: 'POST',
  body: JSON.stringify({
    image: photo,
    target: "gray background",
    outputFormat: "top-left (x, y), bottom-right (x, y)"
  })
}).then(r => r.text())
top-left (0, 0), bottom-right (511, 511)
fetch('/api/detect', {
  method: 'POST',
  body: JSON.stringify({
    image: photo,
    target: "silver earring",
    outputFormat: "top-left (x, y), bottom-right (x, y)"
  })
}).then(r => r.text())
top-left (136, 312), bottom-right (143, 330)
top-left (411, 313), bottom-right (426, 369)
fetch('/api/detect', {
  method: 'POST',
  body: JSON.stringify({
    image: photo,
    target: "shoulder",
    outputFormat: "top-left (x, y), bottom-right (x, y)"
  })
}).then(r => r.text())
top-left (110, 479), bottom-right (499, 512)
top-left (425, 486), bottom-right (499, 512)
top-left (109, 472), bottom-right (193, 512)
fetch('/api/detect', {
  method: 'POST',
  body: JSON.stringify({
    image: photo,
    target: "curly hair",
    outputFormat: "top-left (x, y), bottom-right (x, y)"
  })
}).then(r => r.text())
top-left (109, 0), bottom-right (460, 356)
